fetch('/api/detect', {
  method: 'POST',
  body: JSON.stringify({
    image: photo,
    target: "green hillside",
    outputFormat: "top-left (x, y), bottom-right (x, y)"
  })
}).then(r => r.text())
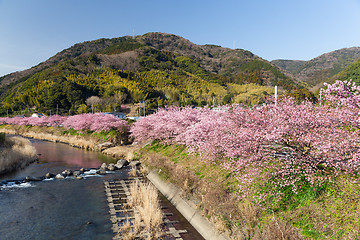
top-left (0, 33), bottom-right (306, 116)
top-left (334, 58), bottom-right (360, 84)
top-left (271, 59), bottom-right (306, 74)
top-left (272, 47), bottom-right (360, 89)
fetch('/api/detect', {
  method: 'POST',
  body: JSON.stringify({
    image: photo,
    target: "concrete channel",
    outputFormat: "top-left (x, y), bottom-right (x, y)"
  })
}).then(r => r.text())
top-left (147, 171), bottom-right (229, 240)
top-left (104, 176), bottom-right (198, 239)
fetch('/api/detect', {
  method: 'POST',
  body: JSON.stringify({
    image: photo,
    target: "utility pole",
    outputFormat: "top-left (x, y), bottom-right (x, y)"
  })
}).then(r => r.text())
top-left (56, 104), bottom-right (59, 115)
top-left (143, 101), bottom-right (146, 117)
top-left (138, 101), bottom-right (141, 117)
top-left (275, 86), bottom-right (278, 105)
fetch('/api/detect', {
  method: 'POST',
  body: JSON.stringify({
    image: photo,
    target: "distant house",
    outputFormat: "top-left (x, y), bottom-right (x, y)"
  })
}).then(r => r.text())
top-left (32, 113), bottom-right (45, 118)
top-left (103, 111), bottom-right (127, 119)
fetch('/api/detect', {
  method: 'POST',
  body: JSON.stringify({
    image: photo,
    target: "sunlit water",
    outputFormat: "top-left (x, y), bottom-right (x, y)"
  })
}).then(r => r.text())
top-left (0, 138), bottom-right (128, 240)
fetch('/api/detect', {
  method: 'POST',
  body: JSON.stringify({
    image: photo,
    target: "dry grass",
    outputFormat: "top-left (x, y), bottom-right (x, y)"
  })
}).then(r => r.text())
top-left (139, 144), bottom-right (304, 239)
top-left (141, 151), bottom-right (234, 230)
top-left (139, 166), bottom-right (148, 176)
top-left (119, 180), bottom-right (164, 239)
top-left (0, 126), bottom-right (139, 161)
top-left (102, 145), bottom-right (138, 160)
top-left (118, 218), bottom-right (138, 240)
top-left (0, 136), bottom-right (37, 175)
top-left (128, 167), bottom-right (137, 177)
top-left (23, 132), bottom-right (97, 150)
top-left (0, 127), bottom-right (97, 151)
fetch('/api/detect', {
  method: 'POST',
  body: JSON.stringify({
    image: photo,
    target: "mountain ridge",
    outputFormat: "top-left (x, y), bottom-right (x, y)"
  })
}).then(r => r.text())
top-left (1, 33), bottom-right (293, 87)
top-left (272, 46), bottom-right (360, 90)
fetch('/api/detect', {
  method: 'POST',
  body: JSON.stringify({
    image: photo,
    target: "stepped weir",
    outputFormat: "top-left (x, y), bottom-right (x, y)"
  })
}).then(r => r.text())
top-left (104, 176), bottom-right (190, 239)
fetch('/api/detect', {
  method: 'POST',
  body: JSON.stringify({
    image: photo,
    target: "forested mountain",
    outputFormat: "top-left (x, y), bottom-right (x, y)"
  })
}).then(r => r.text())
top-left (0, 32), bottom-right (306, 116)
top-left (270, 60), bottom-right (306, 75)
top-left (334, 58), bottom-right (360, 84)
top-left (272, 47), bottom-right (360, 90)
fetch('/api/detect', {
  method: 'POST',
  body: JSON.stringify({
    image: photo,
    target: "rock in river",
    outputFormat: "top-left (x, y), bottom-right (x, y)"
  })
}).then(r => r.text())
top-left (129, 160), bottom-right (141, 167)
top-left (107, 163), bottom-right (116, 171)
top-left (45, 173), bottom-right (55, 179)
top-left (115, 159), bottom-right (129, 169)
top-left (62, 169), bottom-right (73, 176)
top-left (55, 174), bottom-right (65, 179)
top-left (100, 163), bottom-right (108, 171)
top-left (96, 169), bottom-right (107, 175)
top-left (24, 176), bottom-right (43, 182)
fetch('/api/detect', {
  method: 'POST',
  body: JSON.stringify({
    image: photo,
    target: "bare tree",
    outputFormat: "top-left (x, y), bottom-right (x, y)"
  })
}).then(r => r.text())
top-left (86, 96), bottom-right (101, 113)
top-left (86, 96), bottom-right (101, 106)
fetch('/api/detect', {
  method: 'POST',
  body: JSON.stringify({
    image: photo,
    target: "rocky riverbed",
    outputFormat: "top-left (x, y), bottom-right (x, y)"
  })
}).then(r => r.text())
top-left (0, 159), bottom-right (141, 190)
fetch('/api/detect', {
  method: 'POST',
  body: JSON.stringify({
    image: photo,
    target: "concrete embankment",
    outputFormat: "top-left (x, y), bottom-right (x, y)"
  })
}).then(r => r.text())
top-left (147, 170), bottom-right (229, 240)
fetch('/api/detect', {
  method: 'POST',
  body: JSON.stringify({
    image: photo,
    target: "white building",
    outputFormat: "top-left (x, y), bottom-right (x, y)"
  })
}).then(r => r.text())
top-left (31, 113), bottom-right (45, 118)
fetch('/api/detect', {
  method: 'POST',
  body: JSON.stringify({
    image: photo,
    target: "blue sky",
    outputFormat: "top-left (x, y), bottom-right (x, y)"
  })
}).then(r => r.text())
top-left (1, 0), bottom-right (360, 76)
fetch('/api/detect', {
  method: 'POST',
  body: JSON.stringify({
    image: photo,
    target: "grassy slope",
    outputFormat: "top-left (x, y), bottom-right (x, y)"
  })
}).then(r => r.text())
top-left (138, 141), bottom-right (360, 239)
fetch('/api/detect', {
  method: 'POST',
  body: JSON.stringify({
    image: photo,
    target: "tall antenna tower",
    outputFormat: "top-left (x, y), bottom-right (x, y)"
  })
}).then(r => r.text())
top-left (233, 40), bottom-right (236, 49)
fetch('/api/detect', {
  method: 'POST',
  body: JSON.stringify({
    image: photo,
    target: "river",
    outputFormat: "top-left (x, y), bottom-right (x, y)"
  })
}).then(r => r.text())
top-left (0, 139), bottom-right (124, 240)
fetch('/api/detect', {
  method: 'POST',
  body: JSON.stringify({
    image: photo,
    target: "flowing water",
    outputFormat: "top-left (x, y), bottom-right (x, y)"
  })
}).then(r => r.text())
top-left (0, 139), bottom-right (125, 240)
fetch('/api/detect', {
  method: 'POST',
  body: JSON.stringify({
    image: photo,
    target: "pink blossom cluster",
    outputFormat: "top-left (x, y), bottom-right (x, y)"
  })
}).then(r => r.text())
top-left (62, 114), bottom-right (129, 133)
top-left (0, 114), bottom-right (129, 133)
top-left (131, 81), bottom-right (360, 197)
top-left (0, 115), bottom-right (67, 127)
top-left (321, 79), bottom-right (360, 107)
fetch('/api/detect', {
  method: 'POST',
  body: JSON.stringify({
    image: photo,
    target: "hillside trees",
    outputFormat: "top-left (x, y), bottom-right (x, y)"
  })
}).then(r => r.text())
top-left (1, 64), bottom-right (292, 115)
top-left (336, 59), bottom-right (360, 84)
top-left (0, 33), bottom-right (311, 115)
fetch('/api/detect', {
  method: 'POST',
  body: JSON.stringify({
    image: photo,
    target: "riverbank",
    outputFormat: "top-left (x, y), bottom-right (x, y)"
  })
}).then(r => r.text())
top-left (0, 125), bottom-right (138, 160)
top-left (0, 133), bottom-right (38, 176)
